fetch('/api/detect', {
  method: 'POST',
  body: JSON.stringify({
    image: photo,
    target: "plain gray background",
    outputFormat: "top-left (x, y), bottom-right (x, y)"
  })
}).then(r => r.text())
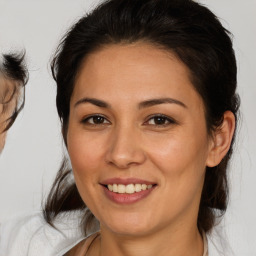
top-left (0, 0), bottom-right (255, 255)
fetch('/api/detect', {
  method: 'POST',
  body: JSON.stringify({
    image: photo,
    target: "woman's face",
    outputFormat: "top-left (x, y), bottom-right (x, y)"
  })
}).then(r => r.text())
top-left (67, 43), bottom-right (214, 236)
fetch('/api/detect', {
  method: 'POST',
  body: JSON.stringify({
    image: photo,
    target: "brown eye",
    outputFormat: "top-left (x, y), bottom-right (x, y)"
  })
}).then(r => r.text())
top-left (82, 115), bottom-right (110, 125)
top-left (146, 114), bottom-right (176, 126)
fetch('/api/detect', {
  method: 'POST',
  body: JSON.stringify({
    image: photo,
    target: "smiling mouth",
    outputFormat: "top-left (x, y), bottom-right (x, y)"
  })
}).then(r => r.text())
top-left (104, 183), bottom-right (156, 194)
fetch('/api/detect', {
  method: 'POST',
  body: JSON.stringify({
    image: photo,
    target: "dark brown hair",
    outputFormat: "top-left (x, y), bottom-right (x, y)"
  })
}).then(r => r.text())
top-left (44, 0), bottom-right (240, 235)
top-left (0, 52), bottom-right (28, 133)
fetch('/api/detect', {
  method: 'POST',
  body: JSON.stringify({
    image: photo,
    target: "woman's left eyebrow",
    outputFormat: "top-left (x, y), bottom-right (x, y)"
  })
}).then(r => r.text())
top-left (138, 98), bottom-right (187, 109)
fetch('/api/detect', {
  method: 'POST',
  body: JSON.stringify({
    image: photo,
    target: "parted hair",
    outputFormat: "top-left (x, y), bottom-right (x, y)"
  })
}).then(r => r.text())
top-left (44, 0), bottom-right (240, 235)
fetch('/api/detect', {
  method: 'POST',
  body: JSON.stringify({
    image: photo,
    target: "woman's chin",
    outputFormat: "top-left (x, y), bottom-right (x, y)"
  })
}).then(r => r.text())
top-left (101, 217), bottom-right (156, 237)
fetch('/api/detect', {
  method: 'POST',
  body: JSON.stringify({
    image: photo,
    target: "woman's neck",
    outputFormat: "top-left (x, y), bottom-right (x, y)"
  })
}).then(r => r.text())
top-left (89, 223), bottom-right (204, 256)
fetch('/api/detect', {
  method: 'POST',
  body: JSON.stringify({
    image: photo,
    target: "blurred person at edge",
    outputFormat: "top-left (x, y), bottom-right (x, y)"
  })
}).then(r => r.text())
top-left (0, 0), bottom-right (240, 256)
top-left (0, 52), bottom-right (27, 153)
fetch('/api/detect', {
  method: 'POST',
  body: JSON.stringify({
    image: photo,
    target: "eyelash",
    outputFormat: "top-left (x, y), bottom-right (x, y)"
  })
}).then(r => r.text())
top-left (81, 114), bottom-right (110, 126)
top-left (144, 114), bottom-right (176, 127)
top-left (81, 114), bottom-right (177, 127)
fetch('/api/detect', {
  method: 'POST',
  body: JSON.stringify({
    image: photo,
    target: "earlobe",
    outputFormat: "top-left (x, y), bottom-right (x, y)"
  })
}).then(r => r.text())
top-left (206, 111), bottom-right (236, 167)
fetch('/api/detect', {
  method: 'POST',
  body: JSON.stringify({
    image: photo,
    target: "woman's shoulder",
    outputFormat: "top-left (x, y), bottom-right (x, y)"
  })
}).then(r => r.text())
top-left (0, 211), bottom-right (85, 256)
top-left (64, 232), bottom-right (100, 256)
top-left (207, 227), bottom-right (235, 256)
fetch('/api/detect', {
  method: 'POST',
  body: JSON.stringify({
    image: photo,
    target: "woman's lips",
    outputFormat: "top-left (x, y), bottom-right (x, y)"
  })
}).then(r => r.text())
top-left (100, 178), bottom-right (157, 204)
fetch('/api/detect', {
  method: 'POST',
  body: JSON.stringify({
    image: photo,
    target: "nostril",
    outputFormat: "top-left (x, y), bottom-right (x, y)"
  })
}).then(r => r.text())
top-left (105, 141), bottom-right (147, 169)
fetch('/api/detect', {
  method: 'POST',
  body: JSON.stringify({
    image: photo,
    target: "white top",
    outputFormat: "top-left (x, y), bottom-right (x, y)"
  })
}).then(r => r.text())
top-left (0, 212), bottom-right (228, 256)
top-left (0, 212), bottom-right (86, 256)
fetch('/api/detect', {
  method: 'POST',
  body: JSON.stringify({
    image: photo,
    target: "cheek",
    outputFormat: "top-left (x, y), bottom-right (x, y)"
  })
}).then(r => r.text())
top-left (67, 129), bottom-right (109, 197)
top-left (146, 132), bottom-right (209, 215)
top-left (67, 130), bottom-right (105, 210)
top-left (145, 128), bottom-right (209, 180)
top-left (68, 128), bottom-right (105, 169)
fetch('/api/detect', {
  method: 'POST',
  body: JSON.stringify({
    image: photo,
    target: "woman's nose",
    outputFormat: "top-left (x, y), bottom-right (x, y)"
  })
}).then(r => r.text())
top-left (105, 126), bottom-right (146, 169)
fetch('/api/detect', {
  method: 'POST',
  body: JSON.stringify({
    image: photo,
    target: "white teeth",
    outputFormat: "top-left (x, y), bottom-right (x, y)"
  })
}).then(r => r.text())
top-left (141, 184), bottom-right (147, 190)
top-left (107, 184), bottom-right (154, 194)
top-left (113, 184), bottom-right (118, 192)
top-left (135, 184), bottom-right (142, 192)
top-left (117, 184), bottom-right (126, 193)
top-left (125, 184), bottom-right (135, 194)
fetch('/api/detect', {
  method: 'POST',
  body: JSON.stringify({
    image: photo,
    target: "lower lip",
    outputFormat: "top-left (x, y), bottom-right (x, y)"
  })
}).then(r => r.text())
top-left (102, 186), bottom-right (155, 204)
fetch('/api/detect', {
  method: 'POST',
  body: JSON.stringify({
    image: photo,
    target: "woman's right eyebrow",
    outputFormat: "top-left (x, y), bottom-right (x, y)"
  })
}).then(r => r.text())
top-left (74, 97), bottom-right (110, 108)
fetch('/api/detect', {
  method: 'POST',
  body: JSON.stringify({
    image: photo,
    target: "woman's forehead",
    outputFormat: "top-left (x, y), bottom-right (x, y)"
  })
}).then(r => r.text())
top-left (72, 43), bottom-right (202, 108)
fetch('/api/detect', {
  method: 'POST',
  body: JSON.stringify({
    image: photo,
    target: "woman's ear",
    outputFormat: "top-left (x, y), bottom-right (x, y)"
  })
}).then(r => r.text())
top-left (206, 111), bottom-right (236, 167)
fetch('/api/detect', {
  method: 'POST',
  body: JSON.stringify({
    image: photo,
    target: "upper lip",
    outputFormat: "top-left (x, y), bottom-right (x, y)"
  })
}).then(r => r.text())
top-left (100, 178), bottom-right (156, 186)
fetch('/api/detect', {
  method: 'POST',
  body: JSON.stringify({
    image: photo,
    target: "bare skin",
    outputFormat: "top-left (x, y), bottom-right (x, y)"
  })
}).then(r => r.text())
top-left (0, 76), bottom-right (18, 152)
top-left (66, 43), bottom-right (235, 256)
